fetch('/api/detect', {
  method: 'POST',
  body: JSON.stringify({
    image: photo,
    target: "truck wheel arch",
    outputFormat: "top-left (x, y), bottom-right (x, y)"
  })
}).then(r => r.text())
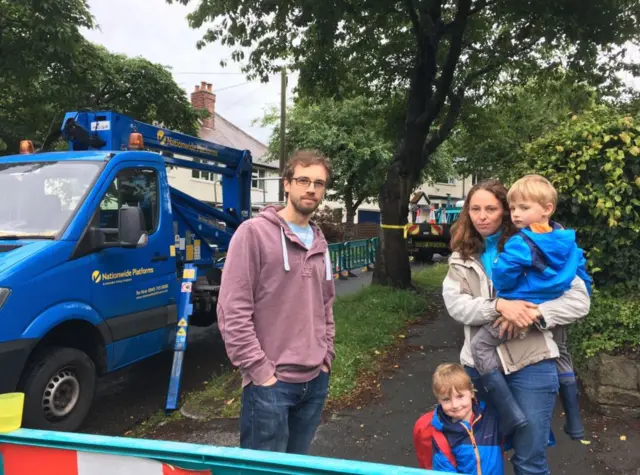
top-left (22, 318), bottom-right (109, 376)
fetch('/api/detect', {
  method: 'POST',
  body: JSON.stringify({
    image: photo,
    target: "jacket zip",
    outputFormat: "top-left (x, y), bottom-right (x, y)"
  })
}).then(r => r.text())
top-left (459, 414), bottom-right (484, 475)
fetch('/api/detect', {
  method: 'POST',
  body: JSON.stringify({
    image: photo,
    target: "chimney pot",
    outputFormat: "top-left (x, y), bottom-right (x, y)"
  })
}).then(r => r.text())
top-left (191, 80), bottom-right (216, 130)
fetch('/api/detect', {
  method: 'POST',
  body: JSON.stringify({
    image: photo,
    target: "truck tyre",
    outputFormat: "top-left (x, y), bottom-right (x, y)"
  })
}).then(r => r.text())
top-left (417, 250), bottom-right (434, 262)
top-left (20, 347), bottom-right (96, 432)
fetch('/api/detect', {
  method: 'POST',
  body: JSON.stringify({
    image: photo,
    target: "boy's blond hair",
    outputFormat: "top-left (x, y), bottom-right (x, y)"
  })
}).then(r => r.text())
top-left (507, 174), bottom-right (558, 212)
top-left (432, 363), bottom-right (474, 398)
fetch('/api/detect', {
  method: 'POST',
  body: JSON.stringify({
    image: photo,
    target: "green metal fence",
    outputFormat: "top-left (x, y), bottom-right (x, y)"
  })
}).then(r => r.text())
top-left (328, 237), bottom-right (378, 278)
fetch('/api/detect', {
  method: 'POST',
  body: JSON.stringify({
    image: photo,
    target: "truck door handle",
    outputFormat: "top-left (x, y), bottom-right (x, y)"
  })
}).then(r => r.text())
top-left (151, 255), bottom-right (169, 262)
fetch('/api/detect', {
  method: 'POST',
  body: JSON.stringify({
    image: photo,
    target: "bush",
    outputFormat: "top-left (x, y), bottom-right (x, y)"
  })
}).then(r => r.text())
top-left (526, 108), bottom-right (640, 293)
top-left (568, 292), bottom-right (640, 365)
top-left (312, 205), bottom-right (345, 243)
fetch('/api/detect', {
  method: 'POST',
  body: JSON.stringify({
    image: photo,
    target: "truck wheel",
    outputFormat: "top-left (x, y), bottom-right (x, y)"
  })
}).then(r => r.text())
top-left (417, 250), bottom-right (434, 262)
top-left (20, 347), bottom-right (96, 432)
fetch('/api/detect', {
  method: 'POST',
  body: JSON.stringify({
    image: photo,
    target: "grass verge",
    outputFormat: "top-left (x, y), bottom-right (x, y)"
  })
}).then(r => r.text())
top-left (136, 264), bottom-right (448, 435)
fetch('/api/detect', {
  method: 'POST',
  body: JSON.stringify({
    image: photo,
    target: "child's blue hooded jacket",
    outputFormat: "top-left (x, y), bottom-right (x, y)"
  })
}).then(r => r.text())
top-left (492, 221), bottom-right (592, 304)
top-left (431, 399), bottom-right (504, 474)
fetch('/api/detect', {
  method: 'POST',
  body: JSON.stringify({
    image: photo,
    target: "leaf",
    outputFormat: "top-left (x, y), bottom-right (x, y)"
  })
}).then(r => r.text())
top-left (619, 132), bottom-right (631, 145)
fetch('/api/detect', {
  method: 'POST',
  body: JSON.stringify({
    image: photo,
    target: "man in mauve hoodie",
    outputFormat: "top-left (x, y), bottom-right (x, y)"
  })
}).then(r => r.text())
top-left (217, 149), bottom-right (336, 454)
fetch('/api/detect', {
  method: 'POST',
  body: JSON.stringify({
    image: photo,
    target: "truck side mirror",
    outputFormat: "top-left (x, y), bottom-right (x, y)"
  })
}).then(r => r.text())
top-left (119, 205), bottom-right (148, 248)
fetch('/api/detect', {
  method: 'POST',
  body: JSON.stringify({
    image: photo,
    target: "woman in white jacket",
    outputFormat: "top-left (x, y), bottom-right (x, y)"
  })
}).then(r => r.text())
top-left (442, 179), bottom-right (591, 475)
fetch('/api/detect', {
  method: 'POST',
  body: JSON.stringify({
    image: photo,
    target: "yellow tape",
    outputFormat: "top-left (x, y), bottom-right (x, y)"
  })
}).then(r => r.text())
top-left (381, 223), bottom-right (411, 239)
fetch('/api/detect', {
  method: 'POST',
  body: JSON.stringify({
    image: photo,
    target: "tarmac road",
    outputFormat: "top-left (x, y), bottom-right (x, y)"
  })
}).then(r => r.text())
top-left (82, 324), bottom-right (229, 436)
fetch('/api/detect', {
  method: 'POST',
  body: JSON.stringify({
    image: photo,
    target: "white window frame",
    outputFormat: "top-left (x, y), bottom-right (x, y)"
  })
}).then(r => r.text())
top-left (192, 158), bottom-right (219, 182)
top-left (252, 168), bottom-right (266, 190)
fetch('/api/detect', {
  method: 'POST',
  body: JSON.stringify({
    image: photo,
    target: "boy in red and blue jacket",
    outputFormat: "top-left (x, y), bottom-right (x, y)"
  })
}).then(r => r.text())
top-left (413, 363), bottom-right (504, 474)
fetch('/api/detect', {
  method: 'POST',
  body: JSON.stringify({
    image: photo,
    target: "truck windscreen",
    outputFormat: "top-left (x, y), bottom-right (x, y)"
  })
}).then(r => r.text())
top-left (0, 161), bottom-right (101, 238)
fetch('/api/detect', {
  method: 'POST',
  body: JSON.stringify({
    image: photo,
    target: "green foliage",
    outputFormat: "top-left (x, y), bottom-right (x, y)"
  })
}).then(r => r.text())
top-left (526, 108), bottom-right (640, 291)
top-left (0, 0), bottom-right (204, 155)
top-left (445, 75), bottom-right (599, 182)
top-left (170, 0), bottom-right (640, 288)
top-left (312, 205), bottom-right (345, 243)
top-left (261, 96), bottom-right (393, 220)
top-left (569, 292), bottom-right (640, 363)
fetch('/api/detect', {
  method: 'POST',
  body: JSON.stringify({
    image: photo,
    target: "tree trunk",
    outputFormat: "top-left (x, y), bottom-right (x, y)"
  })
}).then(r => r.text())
top-left (344, 200), bottom-right (356, 241)
top-left (372, 125), bottom-right (426, 289)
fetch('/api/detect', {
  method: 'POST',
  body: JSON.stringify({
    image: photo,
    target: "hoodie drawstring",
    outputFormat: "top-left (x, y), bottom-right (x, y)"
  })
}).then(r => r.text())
top-left (280, 227), bottom-right (332, 281)
top-left (280, 227), bottom-right (291, 272)
top-left (325, 249), bottom-right (332, 281)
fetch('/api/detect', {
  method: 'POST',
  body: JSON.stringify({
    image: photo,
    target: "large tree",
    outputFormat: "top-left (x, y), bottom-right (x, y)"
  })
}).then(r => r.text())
top-left (1, 0), bottom-right (204, 155)
top-left (171, 0), bottom-right (640, 288)
top-left (260, 96), bottom-right (393, 229)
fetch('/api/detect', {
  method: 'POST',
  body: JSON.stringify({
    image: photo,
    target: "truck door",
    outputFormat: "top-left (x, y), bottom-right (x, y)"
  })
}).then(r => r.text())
top-left (90, 164), bottom-right (176, 370)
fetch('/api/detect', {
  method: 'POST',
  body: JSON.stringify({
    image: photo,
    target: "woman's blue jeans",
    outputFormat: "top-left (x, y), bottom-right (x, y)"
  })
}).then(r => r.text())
top-left (466, 359), bottom-right (559, 475)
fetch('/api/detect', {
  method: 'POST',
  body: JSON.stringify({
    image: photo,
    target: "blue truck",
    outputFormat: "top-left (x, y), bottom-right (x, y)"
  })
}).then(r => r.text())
top-left (0, 111), bottom-right (253, 432)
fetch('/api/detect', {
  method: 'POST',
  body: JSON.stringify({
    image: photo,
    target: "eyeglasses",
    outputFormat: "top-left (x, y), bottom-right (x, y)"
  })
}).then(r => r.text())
top-left (290, 177), bottom-right (326, 190)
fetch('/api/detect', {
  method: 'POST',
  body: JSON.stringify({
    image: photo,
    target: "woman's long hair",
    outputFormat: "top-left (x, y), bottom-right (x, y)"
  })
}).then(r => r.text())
top-left (450, 179), bottom-right (517, 260)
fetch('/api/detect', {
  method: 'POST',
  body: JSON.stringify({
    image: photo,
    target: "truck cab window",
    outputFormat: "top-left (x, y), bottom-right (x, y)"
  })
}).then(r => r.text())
top-left (99, 168), bottom-right (158, 241)
top-left (0, 161), bottom-right (101, 238)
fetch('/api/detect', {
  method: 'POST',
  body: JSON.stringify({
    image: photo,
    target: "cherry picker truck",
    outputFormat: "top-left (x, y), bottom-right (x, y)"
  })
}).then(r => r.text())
top-left (0, 111), bottom-right (252, 432)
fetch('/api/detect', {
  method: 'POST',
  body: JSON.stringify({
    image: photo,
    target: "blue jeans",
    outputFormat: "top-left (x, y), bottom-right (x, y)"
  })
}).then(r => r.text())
top-left (466, 359), bottom-right (559, 475)
top-left (240, 371), bottom-right (329, 454)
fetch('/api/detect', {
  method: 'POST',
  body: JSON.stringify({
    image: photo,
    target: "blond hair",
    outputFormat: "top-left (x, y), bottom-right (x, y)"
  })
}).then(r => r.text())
top-left (432, 363), bottom-right (474, 398)
top-left (507, 174), bottom-right (558, 211)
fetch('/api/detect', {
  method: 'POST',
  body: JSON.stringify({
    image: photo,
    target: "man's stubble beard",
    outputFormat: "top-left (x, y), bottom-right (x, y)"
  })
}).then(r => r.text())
top-left (291, 195), bottom-right (321, 216)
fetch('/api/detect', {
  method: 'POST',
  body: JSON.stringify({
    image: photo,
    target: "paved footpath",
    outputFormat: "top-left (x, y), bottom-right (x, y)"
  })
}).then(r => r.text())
top-left (311, 275), bottom-right (640, 475)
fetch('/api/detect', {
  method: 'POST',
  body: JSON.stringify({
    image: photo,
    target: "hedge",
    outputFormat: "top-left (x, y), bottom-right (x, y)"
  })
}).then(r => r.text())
top-left (526, 108), bottom-right (640, 293)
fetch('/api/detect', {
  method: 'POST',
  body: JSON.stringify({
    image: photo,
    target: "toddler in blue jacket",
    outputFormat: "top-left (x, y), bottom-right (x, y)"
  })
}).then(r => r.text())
top-left (470, 174), bottom-right (592, 439)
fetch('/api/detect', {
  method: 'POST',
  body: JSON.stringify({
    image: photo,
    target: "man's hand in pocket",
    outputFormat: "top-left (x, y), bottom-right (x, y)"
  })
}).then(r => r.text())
top-left (260, 375), bottom-right (278, 387)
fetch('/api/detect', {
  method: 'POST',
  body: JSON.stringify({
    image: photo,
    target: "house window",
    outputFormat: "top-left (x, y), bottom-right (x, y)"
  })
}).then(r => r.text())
top-left (252, 168), bottom-right (266, 190)
top-left (192, 158), bottom-right (219, 182)
top-left (447, 177), bottom-right (457, 185)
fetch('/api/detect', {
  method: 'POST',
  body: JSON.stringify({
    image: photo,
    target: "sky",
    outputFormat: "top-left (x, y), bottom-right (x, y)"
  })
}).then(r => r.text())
top-left (82, 0), bottom-right (298, 145)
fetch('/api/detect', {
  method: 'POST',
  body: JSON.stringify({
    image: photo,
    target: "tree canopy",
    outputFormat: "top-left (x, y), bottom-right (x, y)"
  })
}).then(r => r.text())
top-left (171, 0), bottom-right (640, 287)
top-left (1, 0), bottom-right (204, 155)
top-left (443, 74), bottom-right (600, 182)
top-left (260, 96), bottom-right (393, 224)
top-left (525, 107), bottom-right (640, 293)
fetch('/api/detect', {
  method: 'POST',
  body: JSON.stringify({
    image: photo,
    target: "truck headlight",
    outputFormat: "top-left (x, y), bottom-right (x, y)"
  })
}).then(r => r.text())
top-left (0, 288), bottom-right (10, 309)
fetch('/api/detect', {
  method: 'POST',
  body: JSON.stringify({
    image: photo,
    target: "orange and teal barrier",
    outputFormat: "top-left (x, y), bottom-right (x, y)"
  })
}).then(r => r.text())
top-left (0, 427), bottom-right (441, 475)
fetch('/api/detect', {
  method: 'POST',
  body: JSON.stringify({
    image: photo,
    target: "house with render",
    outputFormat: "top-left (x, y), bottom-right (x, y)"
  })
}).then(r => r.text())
top-left (166, 81), bottom-right (280, 216)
